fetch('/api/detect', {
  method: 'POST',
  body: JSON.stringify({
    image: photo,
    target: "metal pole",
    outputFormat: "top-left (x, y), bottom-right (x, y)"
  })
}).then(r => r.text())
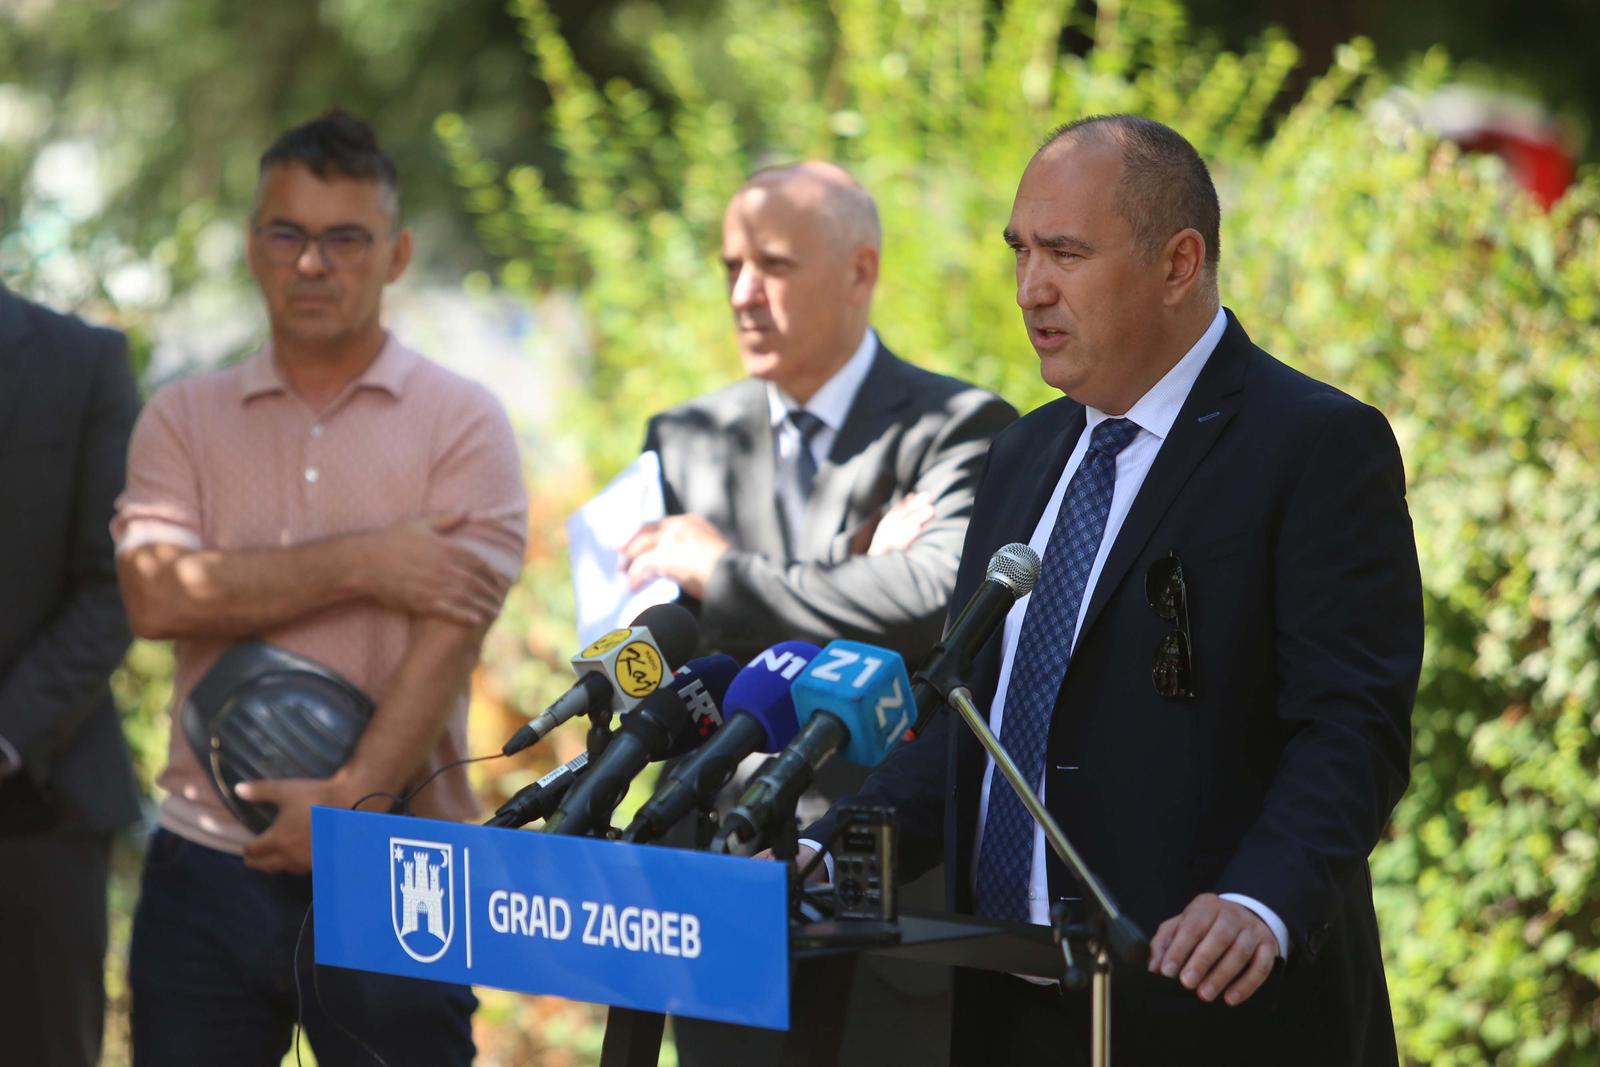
top-left (946, 686), bottom-right (1124, 922)
top-left (1092, 946), bottom-right (1111, 1067)
top-left (947, 685), bottom-right (1137, 1067)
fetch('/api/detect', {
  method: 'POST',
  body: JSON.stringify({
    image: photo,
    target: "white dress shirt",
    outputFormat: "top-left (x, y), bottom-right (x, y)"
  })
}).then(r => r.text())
top-left (968, 306), bottom-right (1288, 959)
top-left (767, 328), bottom-right (878, 555)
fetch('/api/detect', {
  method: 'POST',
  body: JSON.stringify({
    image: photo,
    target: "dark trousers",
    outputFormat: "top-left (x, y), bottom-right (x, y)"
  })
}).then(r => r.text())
top-left (129, 828), bottom-right (476, 1067)
top-left (0, 830), bottom-right (111, 1067)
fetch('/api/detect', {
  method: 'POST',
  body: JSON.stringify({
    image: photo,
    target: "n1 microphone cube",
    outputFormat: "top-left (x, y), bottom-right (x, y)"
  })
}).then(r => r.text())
top-left (790, 640), bottom-right (913, 769)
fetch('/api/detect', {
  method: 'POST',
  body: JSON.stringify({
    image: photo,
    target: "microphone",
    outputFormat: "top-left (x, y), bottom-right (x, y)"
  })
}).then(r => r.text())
top-left (908, 543), bottom-right (1040, 739)
top-left (621, 641), bottom-right (819, 845)
top-left (502, 603), bottom-right (700, 756)
top-left (484, 751), bottom-right (589, 829)
top-left (542, 655), bottom-right (739, 837)
top-left (714, 640), bottom-right (912, 853)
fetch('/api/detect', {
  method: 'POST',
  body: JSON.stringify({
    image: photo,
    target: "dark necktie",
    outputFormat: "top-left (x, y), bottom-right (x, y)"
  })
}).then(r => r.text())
top-left (786, 409), bottom-right (825, 500)
top-left (973, 416), bottom-right (1142, 921)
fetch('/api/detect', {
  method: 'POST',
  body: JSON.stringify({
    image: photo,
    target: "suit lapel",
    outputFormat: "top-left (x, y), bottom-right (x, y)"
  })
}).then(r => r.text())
top-left (799, 342), bottom-right (910, 558)
top-left (0, 286), bottom-right (35, 446)
top-left (1075, 312), bottom-right (1252, 645)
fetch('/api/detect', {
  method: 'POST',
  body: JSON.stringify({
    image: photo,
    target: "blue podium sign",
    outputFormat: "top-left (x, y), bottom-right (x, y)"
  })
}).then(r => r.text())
top-left (310, 807), bottom-right (790, 1029)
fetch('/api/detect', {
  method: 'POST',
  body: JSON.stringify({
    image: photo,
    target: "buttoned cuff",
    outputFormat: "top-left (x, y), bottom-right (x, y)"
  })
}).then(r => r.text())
top-left (1219, 892), bottom-right (1290, 960)
top-left (797, 837), bottom-right (834, 882)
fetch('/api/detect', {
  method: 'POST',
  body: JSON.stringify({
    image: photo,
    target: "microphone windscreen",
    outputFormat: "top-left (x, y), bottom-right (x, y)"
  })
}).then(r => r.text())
top-left (723, 641), bottom-right (821, 752)
top-left (661, 653), bottom-right (741, 757)
top-left (630, 602), bottom-right (700, 670)
top-left (791, 640), bottom-right (913, 768)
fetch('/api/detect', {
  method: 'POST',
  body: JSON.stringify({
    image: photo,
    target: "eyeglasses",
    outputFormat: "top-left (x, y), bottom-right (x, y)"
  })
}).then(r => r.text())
top-left (1145, 552), bottom-right (1195, 699)
top-left (253, 223), bottom-right (379, 270)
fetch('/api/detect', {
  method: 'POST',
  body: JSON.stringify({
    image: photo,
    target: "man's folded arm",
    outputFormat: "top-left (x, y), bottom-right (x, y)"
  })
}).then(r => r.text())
top-left (699, 391), bottom-right (1015, 653)
top-left (1216, 399), bottom-right (1423, 952)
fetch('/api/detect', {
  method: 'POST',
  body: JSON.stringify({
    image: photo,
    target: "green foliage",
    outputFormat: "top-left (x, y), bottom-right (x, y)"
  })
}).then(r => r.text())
top-left (448, 1), bottom-right (1600, 1062)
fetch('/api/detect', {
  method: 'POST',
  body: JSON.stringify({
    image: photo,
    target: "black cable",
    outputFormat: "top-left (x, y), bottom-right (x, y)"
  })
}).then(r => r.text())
top-left (351, 750), bottom-right (504, 816)
top-left (291, 751), bottom-right (504, 1063)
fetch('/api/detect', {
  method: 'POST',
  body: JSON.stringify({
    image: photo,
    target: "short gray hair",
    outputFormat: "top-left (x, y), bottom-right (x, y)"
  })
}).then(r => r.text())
top-left (1042, 114), bottom-right (1219, 271)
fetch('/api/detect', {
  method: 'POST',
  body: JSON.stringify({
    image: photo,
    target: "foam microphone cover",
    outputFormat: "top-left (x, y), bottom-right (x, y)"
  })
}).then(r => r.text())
top-left (661, 653), bottom-right (741, 757)
top-left (630, 602), bottom-right (701, 669)
top-left (721, 640), bottom-right (819, 752)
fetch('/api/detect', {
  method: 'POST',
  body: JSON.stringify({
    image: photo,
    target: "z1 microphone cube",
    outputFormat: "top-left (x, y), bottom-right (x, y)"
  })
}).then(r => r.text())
top-left (790, 640), bottom-right (913, 769)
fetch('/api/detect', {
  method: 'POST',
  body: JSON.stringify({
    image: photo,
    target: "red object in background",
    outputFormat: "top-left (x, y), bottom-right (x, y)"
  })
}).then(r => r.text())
top-left (1457, 129), bottom-right (1575, 210)
top-left (1420, 85), bottom-right (1577, 209)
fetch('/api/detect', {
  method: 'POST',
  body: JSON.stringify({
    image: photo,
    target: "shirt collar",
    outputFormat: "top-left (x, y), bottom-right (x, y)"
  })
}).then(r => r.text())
top-left (239, 332), bottom-right (419, 403)
top-left (1083, 306), bottom-right (1226, 440)
top-left (767, 327), bottom-right (879, 431)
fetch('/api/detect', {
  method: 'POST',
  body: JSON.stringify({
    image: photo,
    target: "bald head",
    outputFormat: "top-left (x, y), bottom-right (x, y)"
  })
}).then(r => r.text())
top-left (739, 162), bottom-right (882, 256)
top-left (1040, 115), bottom-right (1220, 285)
top-left (721, 161), bottom-right (881, 403)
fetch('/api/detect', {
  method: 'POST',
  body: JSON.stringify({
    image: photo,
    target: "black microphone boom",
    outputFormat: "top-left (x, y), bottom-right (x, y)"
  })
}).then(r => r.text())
top-left (716, 713), bottom-right (849, 851)
top-left (501, 603), bottom-right (699, 756)
top-left (542, 689), bottom-right (691, 837)
top-left (621, 715), bottom-right (766, 844)
top-left (908, 543), bottom-right (1040, 739)
top-left (485, 752), bottom-right (590, 829)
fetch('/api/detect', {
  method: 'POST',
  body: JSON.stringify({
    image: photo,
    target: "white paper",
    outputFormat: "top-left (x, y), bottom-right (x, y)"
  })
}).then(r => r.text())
top-left (567, 451), bottom-right (681, 646)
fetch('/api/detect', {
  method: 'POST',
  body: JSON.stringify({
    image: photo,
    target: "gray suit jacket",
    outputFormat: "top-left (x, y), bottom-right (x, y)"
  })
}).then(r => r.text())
top-left (0, 283), bottom-right (142, 835)
top-left (644, 339), bottom-right (1017, 664)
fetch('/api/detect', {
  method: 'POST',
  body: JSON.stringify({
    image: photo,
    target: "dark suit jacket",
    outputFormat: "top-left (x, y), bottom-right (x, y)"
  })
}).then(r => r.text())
top-left (0, 284), bottom-right (141, 835)
top-left (809, 312), bottom-right (1423, 1064)
top-left (644, 339), bottom-right (1017, 664)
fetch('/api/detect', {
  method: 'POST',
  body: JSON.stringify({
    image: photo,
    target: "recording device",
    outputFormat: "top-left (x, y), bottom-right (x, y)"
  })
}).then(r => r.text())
top-left (908, 543), bottom-right (1040, 739)
top-left (833, 804), bottom-right (897, 923)
top-left (542, 655), bottom-right (739, 837)
top-left (484, 752), bottom-right (589, 829)
top-left (502, 603), bottom-right (699, 756)
top-left (714, 640), bottom-right (912, 854)
top-left (621, 641), bottom-right (819, 845)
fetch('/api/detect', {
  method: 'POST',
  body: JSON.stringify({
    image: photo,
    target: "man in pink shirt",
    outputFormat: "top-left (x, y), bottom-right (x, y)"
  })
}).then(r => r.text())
top-left (114, 112), bottom-right (526, 1066)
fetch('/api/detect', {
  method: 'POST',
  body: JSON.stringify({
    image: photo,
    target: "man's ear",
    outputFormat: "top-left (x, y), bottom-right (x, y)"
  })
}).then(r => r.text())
top-left (1161, 227), bottom-right (1206, 307)
top-left (847, 244), bottom-right (879, 305)
top-left (386, 227), bottom-right (415, 283)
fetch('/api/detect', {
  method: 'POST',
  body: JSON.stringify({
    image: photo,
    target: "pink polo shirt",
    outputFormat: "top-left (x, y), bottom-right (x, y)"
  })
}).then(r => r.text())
top-left (113, 335), bottom-right (527, 854)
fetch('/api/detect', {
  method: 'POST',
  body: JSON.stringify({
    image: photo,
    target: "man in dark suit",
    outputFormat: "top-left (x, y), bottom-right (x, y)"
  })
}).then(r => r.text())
top-left (0, 280), bottom-right (143, 1067)
top-left (803, 115), bottom-right (1423, 1065)
top-left (623, 163), bottom-right (1014, 1065)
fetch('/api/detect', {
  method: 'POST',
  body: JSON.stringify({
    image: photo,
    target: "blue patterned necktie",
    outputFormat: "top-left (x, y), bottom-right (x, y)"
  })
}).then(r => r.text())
top-left (786, 409), bottom-right (825, 500)
top-left (974, 416), bottom-right (1142, 921)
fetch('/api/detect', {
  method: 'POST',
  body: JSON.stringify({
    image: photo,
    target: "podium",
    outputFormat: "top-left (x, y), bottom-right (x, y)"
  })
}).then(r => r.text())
top-left (602, 911), bottom-right (1061, 1067)
top-left (310, 807), bottom-right (1060, 1065)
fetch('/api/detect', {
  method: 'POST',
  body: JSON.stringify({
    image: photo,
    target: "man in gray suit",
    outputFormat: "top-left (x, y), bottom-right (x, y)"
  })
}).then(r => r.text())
top-left (623, 162), bottom-right (1015, 666)
top-left (621, 163), bottom-right (1015, 1065)
top-left (0, 279), bottom-right (143, 1067)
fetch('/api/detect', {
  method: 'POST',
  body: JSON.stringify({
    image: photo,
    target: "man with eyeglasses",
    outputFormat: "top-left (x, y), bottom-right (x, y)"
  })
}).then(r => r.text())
top-left (114, 111), bottom-right (526, 1065)
top-left (802, 115), bottom-right (1423, 1065)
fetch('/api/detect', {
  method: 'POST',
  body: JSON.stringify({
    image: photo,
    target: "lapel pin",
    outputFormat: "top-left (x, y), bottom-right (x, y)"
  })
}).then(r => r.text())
top-left (1197, 410), bottom-right (1221, 423)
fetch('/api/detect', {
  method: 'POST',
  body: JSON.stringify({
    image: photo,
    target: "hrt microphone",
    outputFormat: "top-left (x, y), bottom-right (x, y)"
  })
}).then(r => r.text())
top-left (621, 641), bottom-right (819, 845)
top-left (715, 640), bottom-right (912, 853)
top-left (502, 603), bottom-right (699, 756)
top-left (484, 752), bottom-right (590, 829)
top-left (542, 655), bottom-right (739, 837)
top-left (908, 543), bottom-right (1040, 739)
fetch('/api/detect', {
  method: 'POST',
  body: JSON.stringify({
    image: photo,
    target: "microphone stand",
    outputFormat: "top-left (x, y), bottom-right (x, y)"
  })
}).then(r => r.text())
top-left (941, 683), bottom-right (1148, 1067)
